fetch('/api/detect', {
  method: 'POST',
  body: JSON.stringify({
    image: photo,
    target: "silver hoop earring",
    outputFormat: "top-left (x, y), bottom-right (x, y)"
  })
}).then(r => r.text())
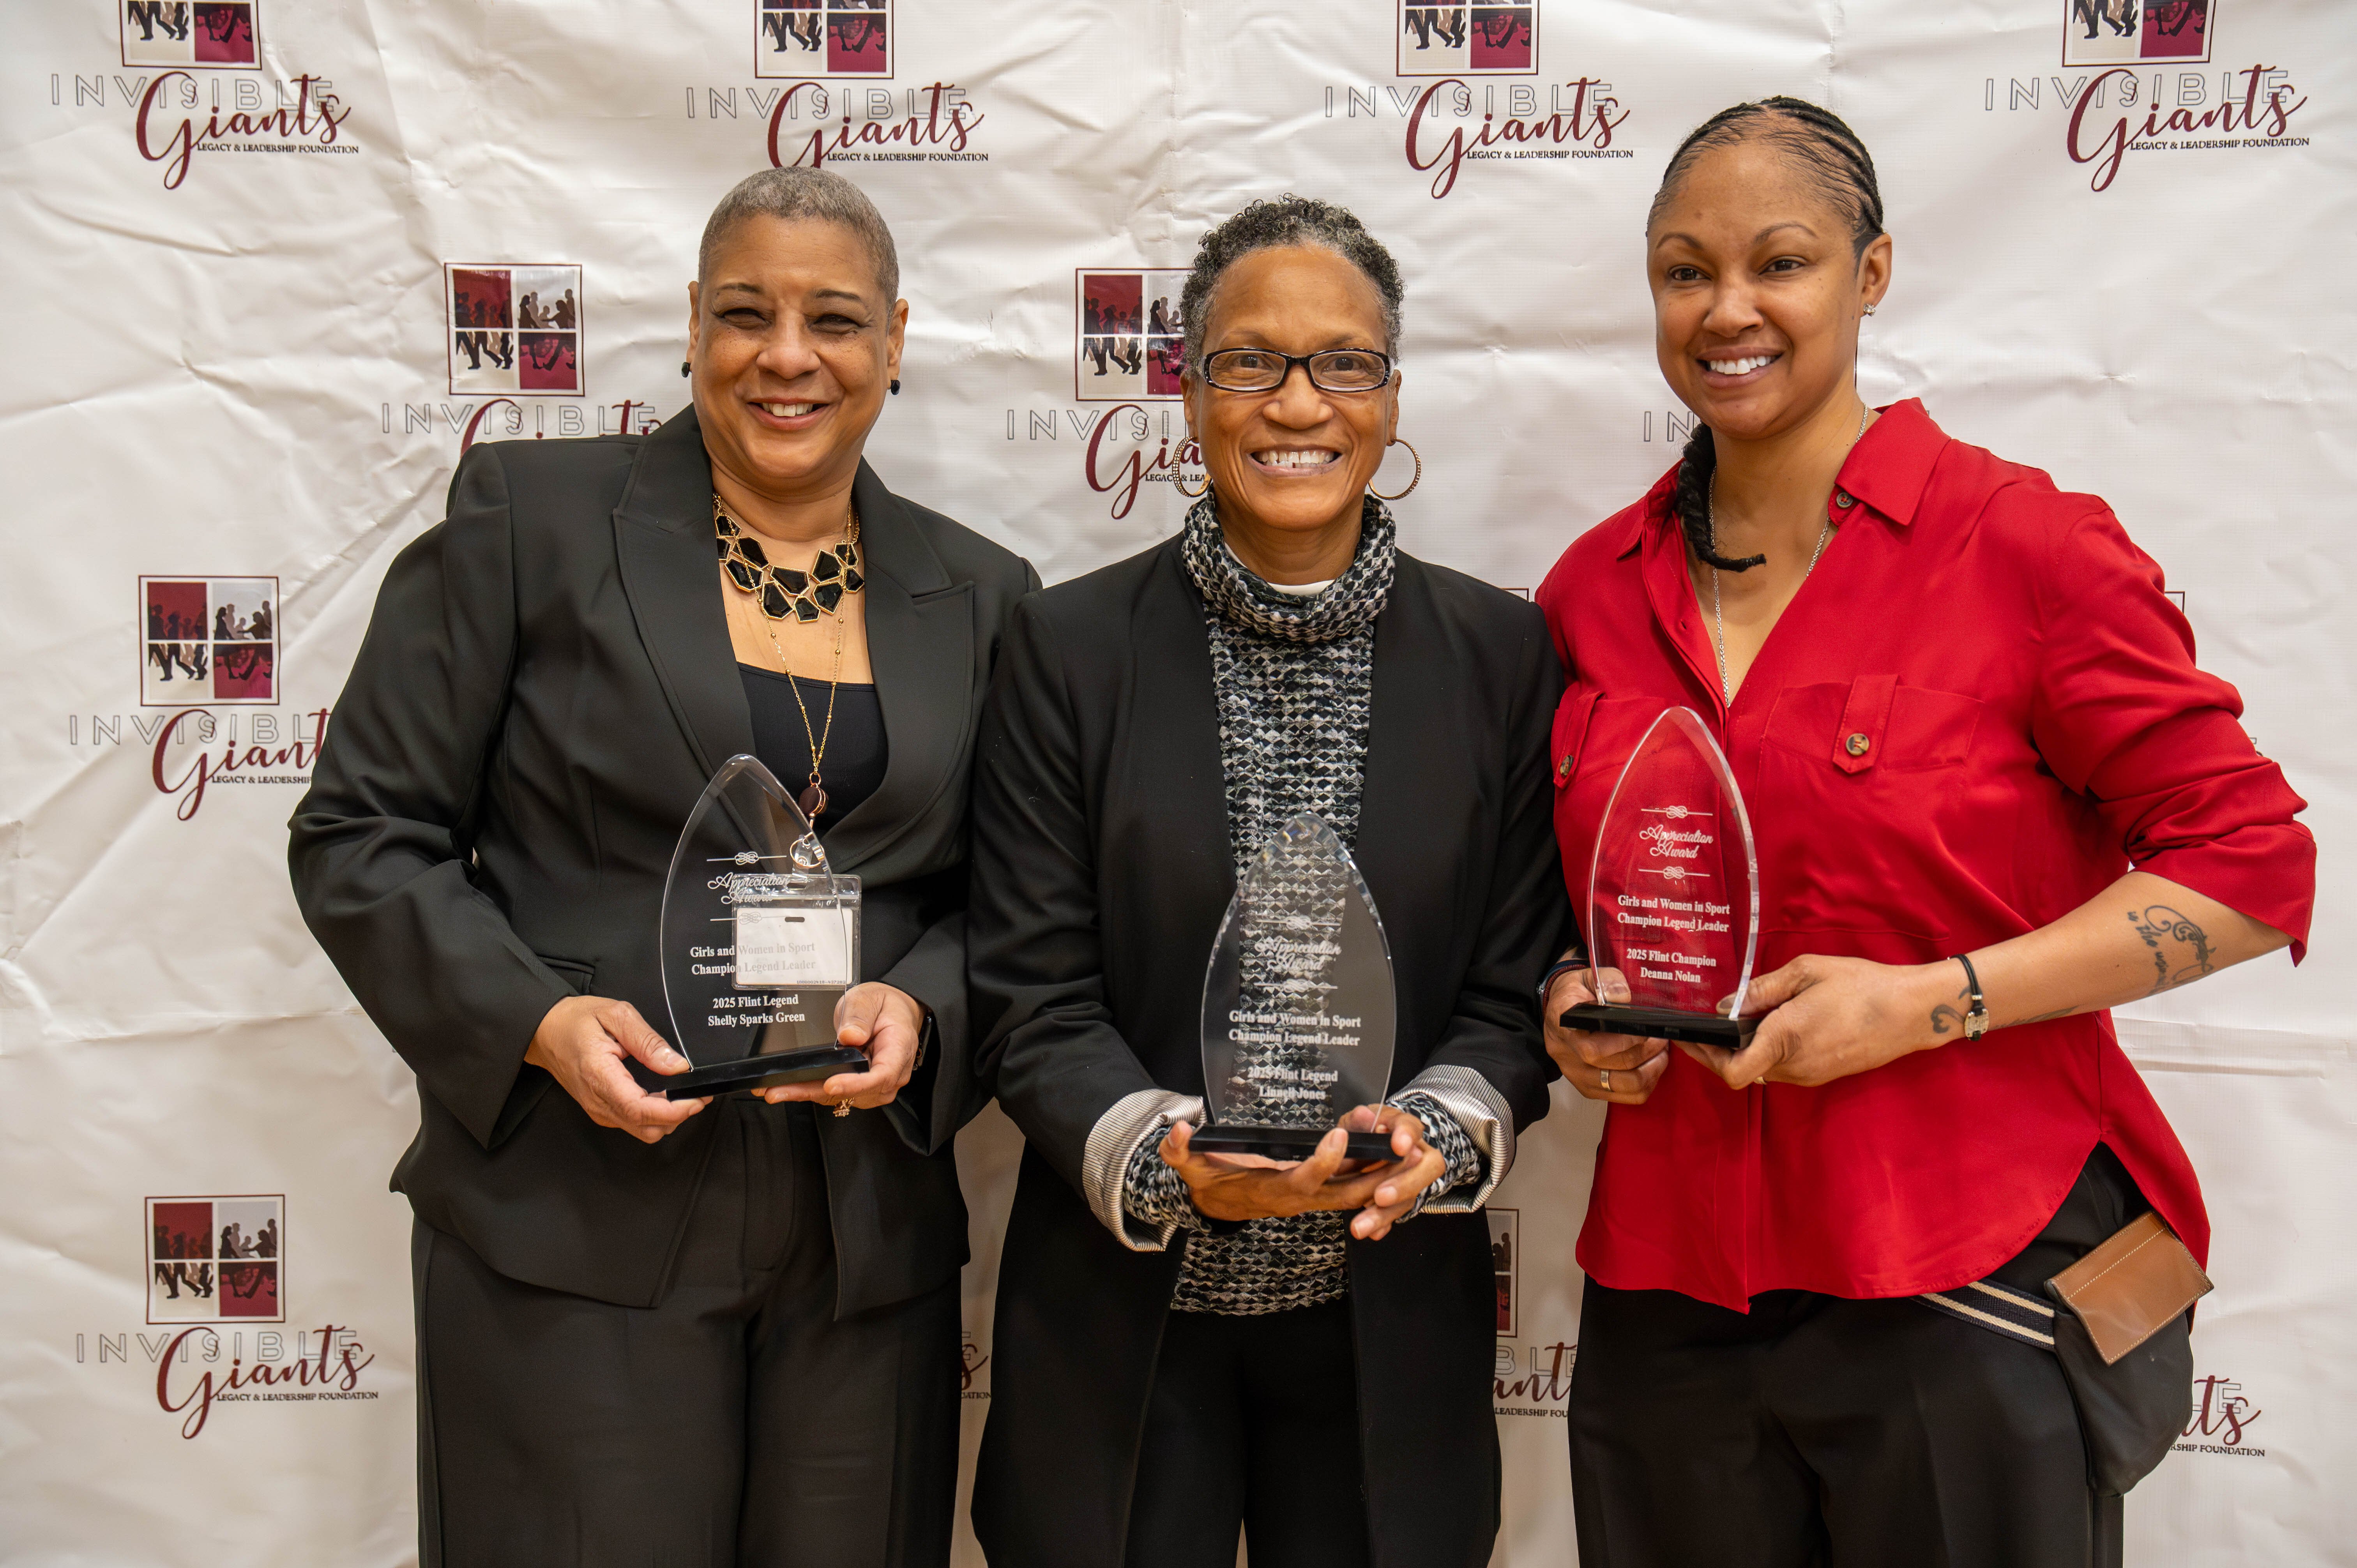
top-left (1370, 437), bottom-right (1421, 502)
top-left (1172, 468), bottom-right (1210, 500)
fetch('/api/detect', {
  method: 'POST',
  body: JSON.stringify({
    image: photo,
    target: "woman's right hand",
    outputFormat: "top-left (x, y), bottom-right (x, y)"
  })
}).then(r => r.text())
top-left (1158, 1121), bottom-right (1395, 1224)
top-left (525, 995), bottom-right (711, 1144)
top-left (1542, 963), bottom-right (1672, 1105)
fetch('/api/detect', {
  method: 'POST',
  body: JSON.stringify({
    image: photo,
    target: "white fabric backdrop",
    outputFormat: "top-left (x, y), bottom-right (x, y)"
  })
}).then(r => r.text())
top-left (2, 0), bottom-right (2348, 1563)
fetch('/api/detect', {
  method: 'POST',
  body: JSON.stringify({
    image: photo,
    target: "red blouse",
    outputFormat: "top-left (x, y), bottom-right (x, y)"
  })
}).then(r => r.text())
top-left (1537, 400), bottom-right (2313, 1310)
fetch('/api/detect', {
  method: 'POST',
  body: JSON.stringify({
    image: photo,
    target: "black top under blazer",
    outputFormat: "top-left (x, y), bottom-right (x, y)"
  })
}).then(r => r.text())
top-left (965, 536), bottom-right (1568, 1568)
top-left (288, 406), bottom-right (1036, 1313)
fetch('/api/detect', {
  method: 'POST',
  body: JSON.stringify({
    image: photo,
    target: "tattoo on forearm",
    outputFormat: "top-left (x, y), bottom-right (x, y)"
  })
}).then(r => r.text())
top-left (2129, 905), bottom-right (2216, 994)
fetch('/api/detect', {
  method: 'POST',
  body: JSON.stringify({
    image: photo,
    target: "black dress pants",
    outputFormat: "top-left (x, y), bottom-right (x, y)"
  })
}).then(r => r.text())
top-left (412, 1098), bottom-right (962, 1568)
top-left (1569, 1147), bottom-right (2147, 1568)
top-left (1123, 1298), bottom-right (1371, 1568)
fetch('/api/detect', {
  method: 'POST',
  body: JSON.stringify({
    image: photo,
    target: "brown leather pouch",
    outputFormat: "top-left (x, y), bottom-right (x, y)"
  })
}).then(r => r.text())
top-left (2046, 1210), bottom-right (2214, 1365)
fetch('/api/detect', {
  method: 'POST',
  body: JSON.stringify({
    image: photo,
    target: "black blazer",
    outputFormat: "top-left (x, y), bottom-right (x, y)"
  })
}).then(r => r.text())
top-left (965, 537), bottom-right (1566, 1568)
top-left (289, 406), bottom-right (1036, 1313)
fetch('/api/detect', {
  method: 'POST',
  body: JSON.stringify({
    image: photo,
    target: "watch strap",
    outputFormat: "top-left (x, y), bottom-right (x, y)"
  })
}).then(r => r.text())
top-left (1952, 952), bottom-right (1990, 1040)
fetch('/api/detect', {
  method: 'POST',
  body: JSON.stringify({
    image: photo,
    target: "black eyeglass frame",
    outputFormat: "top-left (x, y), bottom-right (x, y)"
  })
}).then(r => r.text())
top-left (1194, 347), bottom-right (1398, 395)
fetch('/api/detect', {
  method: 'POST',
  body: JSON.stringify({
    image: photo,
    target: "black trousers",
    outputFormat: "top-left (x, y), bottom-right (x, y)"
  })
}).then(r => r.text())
top-left (412, 1098), bottom-right (962, 1568)
top-left (1124, 1298), bottom-right (1371, 1568)
top-left (1569, 1148), bottom-right (2146, 1568)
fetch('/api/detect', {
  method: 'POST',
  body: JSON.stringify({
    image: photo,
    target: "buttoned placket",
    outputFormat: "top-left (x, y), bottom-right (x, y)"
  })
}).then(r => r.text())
top-left (1630, 466), bottom-right (1879, 1300)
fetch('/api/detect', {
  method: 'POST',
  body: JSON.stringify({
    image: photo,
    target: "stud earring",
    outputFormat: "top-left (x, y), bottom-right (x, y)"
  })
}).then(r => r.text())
top-left (889, 379), bottom-right (901, 396)
top-left (680, 358), bottom-right (691, 376)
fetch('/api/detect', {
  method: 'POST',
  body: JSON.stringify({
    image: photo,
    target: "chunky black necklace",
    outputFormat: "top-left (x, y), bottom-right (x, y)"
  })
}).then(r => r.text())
top-left (714, 494), bottom-right (864, 621)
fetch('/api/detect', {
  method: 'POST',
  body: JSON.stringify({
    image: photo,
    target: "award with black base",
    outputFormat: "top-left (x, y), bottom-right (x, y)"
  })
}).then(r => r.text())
top-left (652, 754), bottom-right (869, 1100)
top-left (1192, 811), bottom-right (1398, 1162)
top-left (1559, 707), bottom-right (1763, 1049)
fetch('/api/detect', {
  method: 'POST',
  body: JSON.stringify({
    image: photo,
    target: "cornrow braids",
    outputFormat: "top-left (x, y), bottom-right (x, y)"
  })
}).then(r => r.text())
top-left (1649, 96), bottom-right (1885, 257)
top-left (1650, 97), bottom-right (1884, 573)
top-left (1178, 196), bottom-right (1405, 374)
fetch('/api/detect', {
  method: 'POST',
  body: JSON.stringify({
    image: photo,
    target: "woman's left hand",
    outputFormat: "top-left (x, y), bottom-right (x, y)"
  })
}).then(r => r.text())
top-left (1680, 954), bottom-right (1948, 1091)
top-left (1336, 1104), bottom-right (1447, 1241)
top-left (760, 982), bottom-right (926, 1111)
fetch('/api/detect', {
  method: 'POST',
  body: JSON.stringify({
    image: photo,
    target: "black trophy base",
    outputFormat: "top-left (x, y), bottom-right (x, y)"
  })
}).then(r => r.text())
top-left (1191, 1124), bottom-right (1401, 1162)
top-left (1558, 1002), bottom-right (1760, 1049)
top-left (656, 1045), bottom-right (869, 1100)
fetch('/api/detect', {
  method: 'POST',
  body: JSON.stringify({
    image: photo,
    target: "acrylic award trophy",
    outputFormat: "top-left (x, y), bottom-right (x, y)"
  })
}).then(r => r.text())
top-left (652, 753), bottom-right (868, 1099)
top-left (1193, 811), bottom-right (1398, 1161)
top-left (1558, 708), bottom-right (1763, 1048)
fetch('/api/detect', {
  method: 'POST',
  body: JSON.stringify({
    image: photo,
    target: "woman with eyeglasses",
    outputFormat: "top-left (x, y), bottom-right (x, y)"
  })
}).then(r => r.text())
top-left (965, 197), bottom-right (1565, 1568)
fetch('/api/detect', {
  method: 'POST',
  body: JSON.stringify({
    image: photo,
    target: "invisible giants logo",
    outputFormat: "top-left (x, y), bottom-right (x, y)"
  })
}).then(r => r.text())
top-left (446, 263), bottom-right (585, 396)
top-left (758, 0), bottom-right (891, 79)
top-left (1327, 10), bottom-right (1629, 198)
top-left (121, 1), bottom-right (256, 69)
top-left (148, 1194), bottom-right (283, 1324)
top-left (1399, 4), bottom-right (1535, 76)
top-left (2063, 0), bottom-right (2212, 68)
top-left (102, 1194), bottom-right (381, 1439)
top-left (141, 576), bottom-right (276, 706)
top-left (1074, 270), bottom-right (1187, 403)
top-left (1993, 2), bottom-right (2311, 191)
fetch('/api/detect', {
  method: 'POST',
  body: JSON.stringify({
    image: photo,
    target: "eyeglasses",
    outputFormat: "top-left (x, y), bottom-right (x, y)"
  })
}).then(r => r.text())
top-left (1197, 347), bottom-right (1395, 394)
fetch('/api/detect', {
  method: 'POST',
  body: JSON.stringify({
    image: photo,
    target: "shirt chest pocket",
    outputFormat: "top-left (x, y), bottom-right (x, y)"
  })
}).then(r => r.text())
top-left (1763, 677), bottom-right (1984, 775)
top-left (1553, 691), bottom-right (1680, 788)
top-left (1551, 690), bottom-right (1601, 792)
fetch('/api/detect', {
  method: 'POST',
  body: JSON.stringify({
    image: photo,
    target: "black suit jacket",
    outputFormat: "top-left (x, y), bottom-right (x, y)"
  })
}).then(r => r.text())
top-left (965, 537), bottom-right (1567, 1567)
top-left (289, 406), bottom-right (1036, 1312)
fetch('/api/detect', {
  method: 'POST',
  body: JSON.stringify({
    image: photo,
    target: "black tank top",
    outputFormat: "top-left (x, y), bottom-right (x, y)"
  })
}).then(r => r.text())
top-left (737, 665), bottom-right (889, 835)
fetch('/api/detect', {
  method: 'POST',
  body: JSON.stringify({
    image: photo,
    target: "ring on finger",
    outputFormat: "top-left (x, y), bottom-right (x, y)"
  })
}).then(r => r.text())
top-left (832, 1100), bottom-right (851, 1118)
top-left (1600, 1068), bottom-right (1612, 1092)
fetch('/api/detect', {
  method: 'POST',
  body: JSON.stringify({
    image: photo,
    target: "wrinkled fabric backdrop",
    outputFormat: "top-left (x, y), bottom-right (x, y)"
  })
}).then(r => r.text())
top-left (2, 1), bottom-right (2348, 1563)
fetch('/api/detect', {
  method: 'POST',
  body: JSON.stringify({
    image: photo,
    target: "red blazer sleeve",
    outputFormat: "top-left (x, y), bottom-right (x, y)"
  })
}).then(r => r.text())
top-left (2027, 501), bottom-right (2316, 958)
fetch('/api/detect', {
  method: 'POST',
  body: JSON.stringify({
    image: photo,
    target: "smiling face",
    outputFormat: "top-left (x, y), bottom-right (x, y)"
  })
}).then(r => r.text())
top-left (1647, 138), bottom-right (1891, 444)
top-left (1182, 245), bottom-right (1399, 541)
top-left (687, 214), bottom-right (906, 501)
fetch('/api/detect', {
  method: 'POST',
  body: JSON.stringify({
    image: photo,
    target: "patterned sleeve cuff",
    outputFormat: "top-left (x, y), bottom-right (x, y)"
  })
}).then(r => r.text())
top-left (1081, 1087), bottom-right (1206, 1252)
top-left (1390, 1063), bottom-right (1515, 1215)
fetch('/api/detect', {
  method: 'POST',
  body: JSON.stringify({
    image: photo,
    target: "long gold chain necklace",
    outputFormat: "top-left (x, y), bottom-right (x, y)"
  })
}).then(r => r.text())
top-left (717, 495), bottom-right (862, 819)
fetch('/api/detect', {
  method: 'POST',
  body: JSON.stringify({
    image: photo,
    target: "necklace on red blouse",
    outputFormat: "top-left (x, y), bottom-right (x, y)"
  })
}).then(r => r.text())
top-left (1705, 403), bottom-right (1867, 705)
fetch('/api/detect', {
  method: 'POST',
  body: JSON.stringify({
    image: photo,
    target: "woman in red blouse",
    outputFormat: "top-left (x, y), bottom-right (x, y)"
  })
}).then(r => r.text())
top-left (1538, 99), bottom-right (2315, 1567)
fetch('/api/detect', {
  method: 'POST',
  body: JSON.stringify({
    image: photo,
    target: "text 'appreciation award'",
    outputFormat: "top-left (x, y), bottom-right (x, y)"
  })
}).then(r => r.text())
top-left (654, 753), bottom-right (867, 1099)
top-left (1193, 811), bottom-right (1397, 1161)
top-left (1559, 708), bottom-right (1762, 1048)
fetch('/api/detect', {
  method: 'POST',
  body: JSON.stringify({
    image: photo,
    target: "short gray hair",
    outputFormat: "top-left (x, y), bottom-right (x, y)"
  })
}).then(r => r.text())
top-left (697, 167), bottom-right (900, 304)
top-left (1178, 196), bottom-right (1405, 372)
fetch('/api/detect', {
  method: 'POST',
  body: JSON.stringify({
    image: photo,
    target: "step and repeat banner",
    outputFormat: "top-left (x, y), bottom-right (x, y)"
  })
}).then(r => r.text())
top-left (1, 1), bottom-right (2349, 1563)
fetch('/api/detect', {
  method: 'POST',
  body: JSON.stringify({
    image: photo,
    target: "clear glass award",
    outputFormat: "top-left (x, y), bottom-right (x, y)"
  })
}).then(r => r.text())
top-left (1193, 811), bottom-right (1398, 1161)
top-left (652, 754), bottom-right (869, 1099)
top-left (1559, 708), bottom-right (1763, 1048)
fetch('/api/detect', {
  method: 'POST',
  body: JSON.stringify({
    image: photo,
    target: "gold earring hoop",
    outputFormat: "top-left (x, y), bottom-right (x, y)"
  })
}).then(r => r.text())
top-left (1172, 468), bottom-right (1210, 500)
top-left (1370, 438), bottom-right (1421, 502)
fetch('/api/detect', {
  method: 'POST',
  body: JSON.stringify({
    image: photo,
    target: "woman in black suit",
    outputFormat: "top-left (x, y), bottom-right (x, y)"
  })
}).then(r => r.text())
top-left (966, 197), bottom-right (1565, 1568)
top-left (289, 168), bottom-right (1035, 1568)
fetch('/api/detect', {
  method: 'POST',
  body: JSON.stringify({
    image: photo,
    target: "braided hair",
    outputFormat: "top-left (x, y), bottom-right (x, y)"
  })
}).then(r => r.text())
top-left (1650, 97), bottom-right (1885, 572)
